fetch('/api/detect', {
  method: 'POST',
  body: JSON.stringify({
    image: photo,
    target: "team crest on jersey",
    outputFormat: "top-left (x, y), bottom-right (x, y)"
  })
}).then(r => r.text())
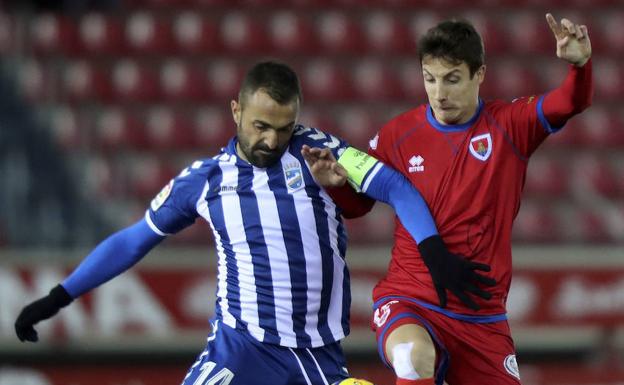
top-left (284, 162), bottom-right (303, 191)
top-left (503, 354), bottom-right (520, 380)
top-left (469, 133), bottom-right (492, 161)
top-left (150, 179), bottom-right (174, 211)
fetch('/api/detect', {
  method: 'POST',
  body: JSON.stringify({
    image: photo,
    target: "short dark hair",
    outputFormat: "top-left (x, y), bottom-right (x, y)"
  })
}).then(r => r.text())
top-left (418, 19), bottom-right (484, 78)
top-left (239, 61), bottom-right (302, 106)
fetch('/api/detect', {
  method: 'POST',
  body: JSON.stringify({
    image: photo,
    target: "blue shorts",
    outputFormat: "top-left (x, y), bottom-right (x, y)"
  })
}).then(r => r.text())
top-left (181, 319), bottom-right (350, 385)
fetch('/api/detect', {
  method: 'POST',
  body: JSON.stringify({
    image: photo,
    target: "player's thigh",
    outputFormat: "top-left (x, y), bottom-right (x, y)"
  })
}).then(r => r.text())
top-left (385, 323), bottom-right (436, 378)
top-left (181, 321), bottom-right (288, 385)
top-left (444, 321), bottom-right (521, 385)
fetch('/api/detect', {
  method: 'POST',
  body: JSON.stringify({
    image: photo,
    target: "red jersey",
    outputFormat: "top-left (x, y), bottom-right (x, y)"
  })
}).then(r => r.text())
top-left (369, 96), bottom-right (554, 315)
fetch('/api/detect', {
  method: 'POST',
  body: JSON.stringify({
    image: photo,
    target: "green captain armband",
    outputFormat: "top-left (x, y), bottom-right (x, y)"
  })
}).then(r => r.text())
top-left (337, 147), bottom-right (380, 191)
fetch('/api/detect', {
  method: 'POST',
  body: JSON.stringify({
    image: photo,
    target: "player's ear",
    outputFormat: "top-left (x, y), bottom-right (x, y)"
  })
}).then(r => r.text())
top-left (231, 99), bottom-right (241, 125)
top-left (476, 65), bottom-right (486, 84)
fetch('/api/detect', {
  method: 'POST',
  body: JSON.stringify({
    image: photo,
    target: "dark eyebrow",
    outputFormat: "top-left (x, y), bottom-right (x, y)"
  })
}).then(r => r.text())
top-left (253, 120), bottom-right (296, 131)
top-left (423, 68), bottom-right (462, 78)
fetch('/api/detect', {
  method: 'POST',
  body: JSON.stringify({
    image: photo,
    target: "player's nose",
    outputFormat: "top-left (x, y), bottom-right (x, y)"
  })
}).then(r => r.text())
top-left (264, 130), bottom-right (279, 150)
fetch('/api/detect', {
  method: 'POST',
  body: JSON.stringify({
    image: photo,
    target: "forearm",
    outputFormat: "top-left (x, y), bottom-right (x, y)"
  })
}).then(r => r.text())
top-left (542, 59), bottom-right (593, 127)
top-left (325, 184), bottom-right (375, 219)
top-left (362, 164), bottom-right (438, 243)
top-left (62, 219), bottom-right (164, 298)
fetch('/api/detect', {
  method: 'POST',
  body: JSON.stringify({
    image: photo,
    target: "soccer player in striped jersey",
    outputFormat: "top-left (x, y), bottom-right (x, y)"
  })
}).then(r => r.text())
top-left (14, 61), bottom-right (478, 385)
top-left (308, 14), bottom-right (593, 385)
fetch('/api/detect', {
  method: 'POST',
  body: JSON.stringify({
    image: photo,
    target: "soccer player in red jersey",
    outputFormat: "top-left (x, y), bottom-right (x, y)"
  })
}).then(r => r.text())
top-left (303, 13), bottom-right (592, 385)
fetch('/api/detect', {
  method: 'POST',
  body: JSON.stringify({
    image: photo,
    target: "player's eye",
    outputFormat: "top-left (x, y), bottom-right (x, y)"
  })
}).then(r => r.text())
top-left (447, 77), bottom-right (460, 84)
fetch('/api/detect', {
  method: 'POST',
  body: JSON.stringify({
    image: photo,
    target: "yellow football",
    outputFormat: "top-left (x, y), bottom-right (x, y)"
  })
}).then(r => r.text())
top-left (337, 378), bottom-right (375, 385)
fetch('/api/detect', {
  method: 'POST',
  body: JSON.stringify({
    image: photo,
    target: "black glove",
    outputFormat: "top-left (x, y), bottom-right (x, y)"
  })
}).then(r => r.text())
top-left (15, 284), bottom-right (73, 342)
top-left (418, 235), bottom-right (496, 311)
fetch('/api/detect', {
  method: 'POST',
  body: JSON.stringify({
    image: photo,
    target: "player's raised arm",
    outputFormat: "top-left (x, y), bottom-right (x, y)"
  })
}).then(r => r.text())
top-left (541, 13), bottom-right (593, 128)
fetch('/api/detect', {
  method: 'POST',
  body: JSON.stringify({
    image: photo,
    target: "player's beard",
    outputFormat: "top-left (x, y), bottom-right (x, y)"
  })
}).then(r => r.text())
top-left (237, 123), bottom-right (285, 168)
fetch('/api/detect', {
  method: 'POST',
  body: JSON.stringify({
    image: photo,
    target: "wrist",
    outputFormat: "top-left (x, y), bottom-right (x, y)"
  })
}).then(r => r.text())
top-left (571, 57), bottom-right (590, 67)
top-left (49, 284), bottom-right (73, 307)
top-left (417, 235), bottom-right (444, 260)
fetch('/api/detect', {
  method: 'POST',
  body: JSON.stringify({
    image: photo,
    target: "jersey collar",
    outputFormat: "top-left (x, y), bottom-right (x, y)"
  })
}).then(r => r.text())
top-left (426, 98), bottom-right (484, 132)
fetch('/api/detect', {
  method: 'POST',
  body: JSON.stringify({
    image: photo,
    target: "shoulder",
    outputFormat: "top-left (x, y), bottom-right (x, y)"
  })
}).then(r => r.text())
top-left (292, 124), bottom-right (344, 150)
top-left (380, 105), bottom-right (427, 135)
top-left (484, 97), bottom-right (539, 113)
top-left (371, 105), bottom-right (426, 151)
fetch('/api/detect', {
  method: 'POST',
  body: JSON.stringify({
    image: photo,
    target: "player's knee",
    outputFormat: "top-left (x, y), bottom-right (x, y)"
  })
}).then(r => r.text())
top-left (386, 325), bottom-right (436, 379)
top-left (409, 339), bottom-right (435, 378)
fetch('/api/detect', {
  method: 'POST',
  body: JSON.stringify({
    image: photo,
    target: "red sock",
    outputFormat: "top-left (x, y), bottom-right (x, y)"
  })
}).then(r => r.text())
top-left (396, 378), bottom-right (435, 385)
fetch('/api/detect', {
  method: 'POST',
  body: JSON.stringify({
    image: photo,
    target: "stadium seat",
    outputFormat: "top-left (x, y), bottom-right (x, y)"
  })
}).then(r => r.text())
top-left (63, 61), bottom-right (112, 103)
top-left (594, 59), bottom-right (623, 100)
top-left (194, 107), bottom-right (232, 151)
top-left (160, 60), bottom-right (206, 101)
top-left (145, 106), bottom-right (194, 149)
top-left (363, 12), bottom-right (414, 54)
top-left (488, 60), bottom-right (539, 99)
top-left (205, 60), bottom-right (244, 100)
top-left (79, 13), bottom-right (125, 55)
top-left (173, 12), bottom-right (221, 55)
top-left (30, 13), bottom-right (78, 55)
top-left (128, 155), bottom-right (175, 198)
top-left (352, 60), bottom-right (403, 101)
top-left (269, 11), bottom-right (318, 54)
top-left (573, 208), bottom-right (612, 243)
top-left (335, 107), bottom-right (383, 150)
top-left (598, 11), bottom-right (624, 56)
top-left (408, 11), bottom-right (443, 42)
top-left (298, 108), bottom-right (338, 134)
top-left (316, 12), bottom-right (365, 54)
top-left (49, 106), bottom-right (82, 150)
top-left (301, 60), bottom-right (354, 101)
top-left (125, 12), bottom-right (173, 55)
top-left (462, 11), bottom-right (506, 54)
top-left (220, 12), bottom-right (269, 54)
top-left (504, 12), bottom-right (552, 55)
top-left (112, 59), bottom-right (160, 102)
top-left (570, 155), bottom-right (620, 200)
top-left (94, 107), bottom-right (147, 150)
top-left (577, 107), bottom-right (624, 147)
top-left (398, 61), bottom-right (428, 101)
top-left (512, 202), bottom-right (560, 242)
top-left (83, 154), bottom-right (114, 198)
top-left (524, 156), bottom-right (567, 198)
top-left (17, 59), bottom-right (48, 102)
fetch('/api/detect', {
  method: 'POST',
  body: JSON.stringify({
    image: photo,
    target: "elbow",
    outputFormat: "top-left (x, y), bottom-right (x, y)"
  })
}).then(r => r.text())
top-left (340, 197), bottom-right (375, 219)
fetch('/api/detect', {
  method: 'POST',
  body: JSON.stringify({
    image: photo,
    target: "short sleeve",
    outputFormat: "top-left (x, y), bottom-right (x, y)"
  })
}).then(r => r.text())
top-left (294, 124), bottom-right (350, 158)
top-left (145, 160), bottom-right (210, 235)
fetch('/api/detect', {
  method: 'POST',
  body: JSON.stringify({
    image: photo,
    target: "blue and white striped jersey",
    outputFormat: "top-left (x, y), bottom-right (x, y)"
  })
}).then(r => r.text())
top-left (146, 125), bottom-right (351, 348)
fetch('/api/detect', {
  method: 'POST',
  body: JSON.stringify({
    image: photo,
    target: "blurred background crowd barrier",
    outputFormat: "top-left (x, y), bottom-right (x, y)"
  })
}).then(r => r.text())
top-left (0, 0), bottom-right (622, 384)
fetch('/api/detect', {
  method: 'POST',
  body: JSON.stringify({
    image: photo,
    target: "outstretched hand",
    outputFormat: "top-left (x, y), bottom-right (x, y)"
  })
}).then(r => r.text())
top-left (546, 13), bottom-right (591, 67)
top-left (301, 145), bottom-right (348, 188)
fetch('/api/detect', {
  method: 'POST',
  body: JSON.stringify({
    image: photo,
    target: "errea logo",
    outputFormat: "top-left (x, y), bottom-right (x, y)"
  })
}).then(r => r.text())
top-left (408, 155), bottom-right (424, 173)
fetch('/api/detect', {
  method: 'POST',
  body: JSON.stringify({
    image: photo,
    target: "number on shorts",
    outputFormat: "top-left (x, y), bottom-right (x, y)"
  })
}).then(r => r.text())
top-left (192, 361), bottom-right (234, 385)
